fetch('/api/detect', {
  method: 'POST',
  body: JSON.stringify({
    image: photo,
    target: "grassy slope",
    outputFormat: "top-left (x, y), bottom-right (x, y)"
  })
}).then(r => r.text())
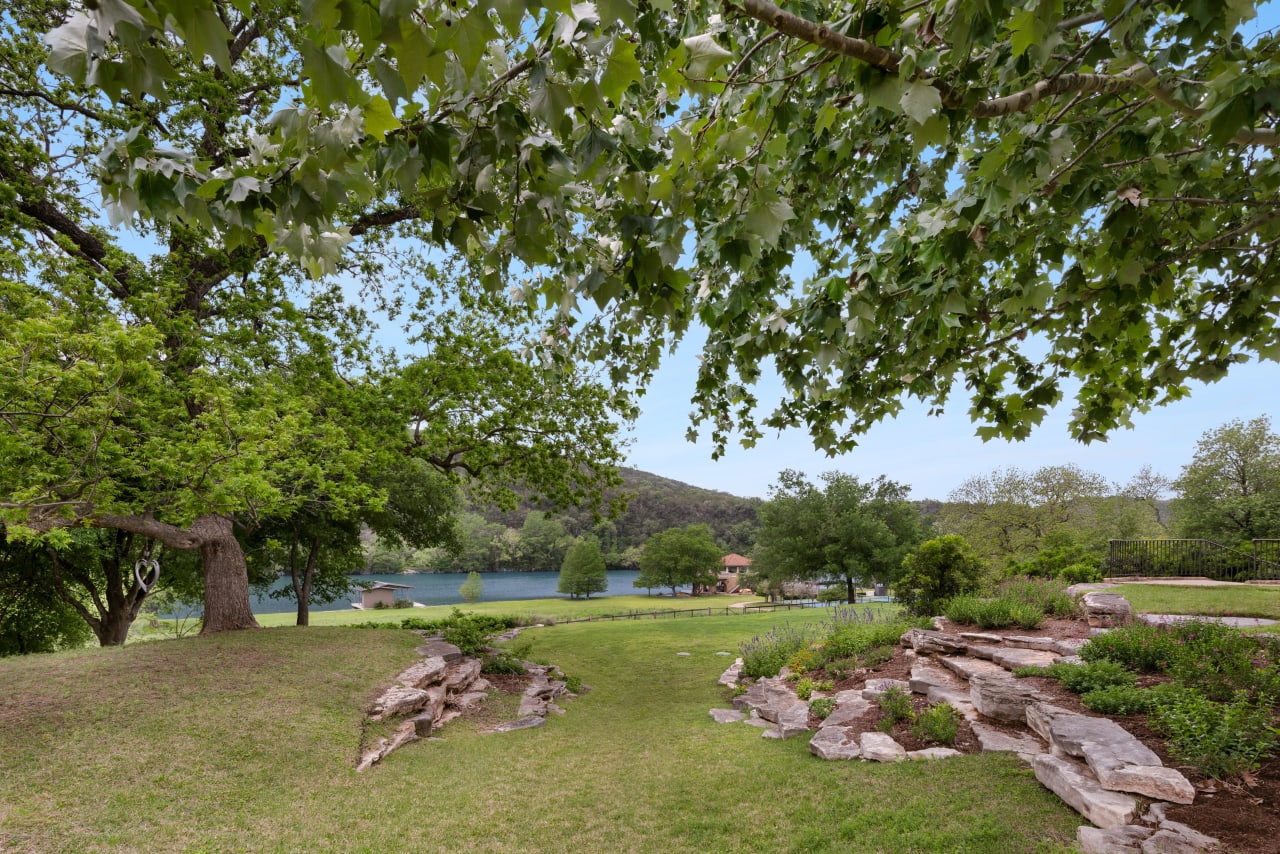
top-left (1113, 583), bottom-right (1280, 620)
top-left (253, 594), bottom-right (763, 628)
top-left (1, 612), bottom-right (1080, 853)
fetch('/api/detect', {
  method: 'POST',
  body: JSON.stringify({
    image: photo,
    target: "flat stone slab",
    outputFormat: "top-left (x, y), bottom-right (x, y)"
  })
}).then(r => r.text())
top-left (1049, 714), bottom-right (1163, 770)
top-left (1144, 820), bottom-right (1220, 853)
top-left (717, 658), bottom-right (744, 686)
top-left (491, 716), bottom-right (546, 733)
top-left (859, 731), bottom-right (907, 762)
top-left (937, 655), bottom-right (1008, 681)
top-left (990, 647), bottom-right (1059, 670)
top-left (1077, 825), bottom-right (1152, 853)
top-left (909, 663), bottom-right (962, 695)
top-left (908, 747), bottom-right (962, 760)
top-left (709, 708), bottom-right (745, 724)
top-left (969, 672), bottom-right (1040, 723)
top-left (808, 726), bottom-right (862, 760)
top-left (1002, 635), bottom-right (1064, 653)
top-left (396, 656), bottom-right (449, 688)
top-left (903, 629), bottom-right (969, 655)
top-left (1098, 764), bottom-right (1196, 805)
top-left (742, 711), bottom-right (773, 728)
top-left (925, 687), bottom-right (979, 721)
top-left (1033, 754), bottom-right (1139, 829)
top-left (959, 632), bottom-right (1004, 644)
top-left (971, 721), bottom-right (1045, 759)
top-left (862, 678), bottom-right (910, 700)
top-left (1082, 592), bottom-right (1134, 627)
top-left (965, 643), bottom-right (1001, 660)
top-left (415, 640), bottom-right (464, 663)
top-left (1026, 701), bottom-right (1076, 742)
top-left (370, 686), bottom-right (431, 720)
top-left (1139, 613), bottom-right (1278, 628)
top-left (820, 693), bottom-right (873, 728)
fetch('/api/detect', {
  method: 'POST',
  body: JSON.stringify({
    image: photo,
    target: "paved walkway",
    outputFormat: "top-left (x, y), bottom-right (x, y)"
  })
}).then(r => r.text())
top-left (1138, 613), bottom-right (1278, 628)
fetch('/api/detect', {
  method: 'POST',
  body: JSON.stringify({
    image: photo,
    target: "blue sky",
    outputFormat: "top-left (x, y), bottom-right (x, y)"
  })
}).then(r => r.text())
top-left (622, 4), bottom-right (1280, 501)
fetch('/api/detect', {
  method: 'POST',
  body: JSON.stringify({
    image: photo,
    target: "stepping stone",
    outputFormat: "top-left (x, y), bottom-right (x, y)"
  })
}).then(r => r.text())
top-left (491, 716), bottom-right (546, 733)
top-left (909, 663), bottom-right (961, 695)
top-left (966, 643), bottom-right (1001, 660)
top-left (959, 632), bottom-right (1004, 644)
top-left (1026, 701), bottom-right (1076, 742)
top-left (717, 658), bottom-right (743, 686)
top-left (396, 656), bottom-right (449, 688)
top-left (1033, 754), bottom-right (1139, 829)
top-left (990, 647), bottom-right (1059, 670)
top-left (709, 708), bottom-right (745, 724)
top-left (1053, 637), bottom-right (1088, 655)
top-left (969, 673), bottom-right (1040, 723)
top-left (1077, 825), bottom-right (1152, 854)
top-left (742, 711), bottom-right (773, 728)
top-left (1048, 714), bottom-right (1195, 804)
top-left (859, 731), bottom-right (907, 762)
top-left (903, 629), bottom-right (969, 655)
top-left (1146, 820), bottom-right (1220, 852)
top-left (908, 747), bottom-right (962, 760)
top-left (1002, 635), bottom-right (1062, 652)
top-left (820, 693), bottom-right (873, 728)
top-left (970, 721), bottom-right (1045, 760)
top-left (676, 652), bottom-right (691, 656)
top-left (808, 726), bottom-right (862, 760)
top-left (1082, 592), bottom-right (1133, 627)
top-left (937, 656), bottom-right (1008, 681)
top-left (369, 686), bottom-right (431, 720)
top-left (1100, 765), bottom-right (1196, 805)
top-left (715, 651), bottom-right (732, 656)
top-left (925, 687), bottom-right (980, 721)
top-left (415, 640), bottom-right (464, 663)
top-left (862, 678), bottom-right (910, 700)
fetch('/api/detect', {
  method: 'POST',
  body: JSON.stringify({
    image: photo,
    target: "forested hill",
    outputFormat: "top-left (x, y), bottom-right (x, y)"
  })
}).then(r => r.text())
top-left (476, 467), bottom-right (761, 555)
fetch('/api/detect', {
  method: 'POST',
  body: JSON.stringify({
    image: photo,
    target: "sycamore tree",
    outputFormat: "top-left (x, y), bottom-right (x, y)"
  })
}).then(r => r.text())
top-left (39, 0), bottom-right (1280, 462)
top-left (753, 470), bottom-right (921, 602)
top-left (1, 2), bottom-right (627, 633)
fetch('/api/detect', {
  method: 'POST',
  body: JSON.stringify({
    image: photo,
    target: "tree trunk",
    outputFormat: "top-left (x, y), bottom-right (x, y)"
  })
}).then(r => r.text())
top-left (194, 515), bottom-right (259, 633)
top-left (845, 576), bottom-right (857, 604)
top-left (96, 609), bottom-right (135, 646)
top-left (294, 537), bottom-right (319, 627)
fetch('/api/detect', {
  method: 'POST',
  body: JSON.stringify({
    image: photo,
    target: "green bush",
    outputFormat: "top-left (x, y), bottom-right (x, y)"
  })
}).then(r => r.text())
top-left (1166, 620), bottom-right (1280, 701)
top-left (896, 535), bottom-right (985, 616)
top-left (1150, 689), bottom-right (1280, 779)
top-left (1045, 660), bottom-right (1137, 694)
top-left (942, 595), bottom-right (1042, 629)
top-left (1081, 622), bottom-right (1180, 673)
top-left (1080, 684), bottom-right (1153, 715)
top-left (817, 586), bottom-right (846, 603)
top-left (795, 677), bottom-right (816, 700)
top-left (809, 697), bottom-right (837, 719)
top-left (861, 645), bottom-right (895, 668)
top-left (996, 576), bottom-right (1077, 618)
top-left (911, 702), bottom-right (961, 745)
top-left (876, 686), bottom-right (914, 729)
top-left (481, 654), bottom-right (526, 675)
top-left (740, 623), bottom-right (821, 679)
top-left (822, 619), bottom-right (918, 661)
top-left (788, 646), bottom-right (818, 675)
top-left (1056, 562), bottom-right (1103, 584)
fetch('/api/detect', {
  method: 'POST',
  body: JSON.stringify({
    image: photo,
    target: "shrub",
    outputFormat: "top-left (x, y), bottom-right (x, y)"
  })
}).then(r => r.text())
top-left (1166, 620), bottom-right (1280, 701)
top-left (896, 535), bottom-right (985, 616)
top-left (995, 576), bottom-right (1077, 618)
top-left (564, 674), bottom-right (585, 694)
top-left (876, 686), bottom-right (913, 728)
top-left (1045, 660), bottom-right (1137, 694)
top-left (1081, 684), bottom-right (1153, 715)
top-left (911, 702), bottom-right (961, 745)
top-left (740, 622), bottom-right (821, 679)
top-left (822, 619), bottom-right (918, 662)
top-left (1081, 622), bottom-right (1180, 673)
top-left (481, 654), bottom-right (526, 675)
top-left (809, 697), bottom-right (837, 719)
top-left (1057, 562), bottom-right (1103, 584)
top-left (817, 586), bottom-right (846, 603)
top-left (860, 645), bottom-right (895, 668)
top-left (795, 677), bottom-right (816, 700)
top-left (943, 596), bottom-right (1042, 629)
top-left (1150, 689), bottom-right (1280, 779)
top-left (788, 646), bottom-right (818, 675)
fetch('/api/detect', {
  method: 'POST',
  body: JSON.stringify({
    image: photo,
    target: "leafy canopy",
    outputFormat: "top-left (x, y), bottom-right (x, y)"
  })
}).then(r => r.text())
top-left (42, 0), bottom-right (1280, 454)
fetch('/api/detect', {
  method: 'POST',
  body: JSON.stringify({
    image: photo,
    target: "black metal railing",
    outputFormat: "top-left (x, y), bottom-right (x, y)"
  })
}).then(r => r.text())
top-left (1106, 539), bottom-right (1280, 582)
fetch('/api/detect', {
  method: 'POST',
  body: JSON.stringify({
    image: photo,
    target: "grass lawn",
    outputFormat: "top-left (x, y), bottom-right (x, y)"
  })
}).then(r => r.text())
top-left (1113, 583), bottom-right (1280, 620)
top-left (252, 593), bottom-right (763, 628)
top-left (1, 610), bottom-right (1082, 853)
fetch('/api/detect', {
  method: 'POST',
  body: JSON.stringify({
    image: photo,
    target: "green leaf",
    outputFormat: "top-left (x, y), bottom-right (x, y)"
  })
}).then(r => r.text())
top-left (743, 200), bottom-right (794, 248)
top-left (899, 81), bottom-right (942, 125)
top-left (363, 96), bottom-right (400, 139)
top-left (600, 39), bottom-right (640, 102)
top-left (682, 33), bottom-right (733, 79)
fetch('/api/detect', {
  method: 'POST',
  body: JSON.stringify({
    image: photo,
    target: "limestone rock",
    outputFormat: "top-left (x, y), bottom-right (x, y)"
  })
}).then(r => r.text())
top-left (969, 673), bottom-right (1039, 723)
top-left (820, 693), bottom-right (873, 728)
top-left (970, 721), bottom-right (1046, 759)
top-left (859, 731), bottom-right (907, 762)
top-left (937, 655), bottom-right (1008, 682)
top-left (1033, 754), bottom-right (1139, 829)
top-left (1082, 592), bottom-right (1133, 627)
top-left (450, 691), bottom-right (488, 710)
top-left (1143, 820), bottom-right (1220, 853)
top-left (925, 687), bottom-right (979, 721)
top-left (709, 708), bottom-right (745, 724)
top-left (909, 663), bottom-right (961, 695)
top-left (491, 716), bottom-right (546, 733)
top-left (1002, 635), bottom-right (1063, 653)
top-left (742, 711), bottom-right (773, 728)
top-left (966, 643), bottom-right (1000, 660)
top-left (771, 702), bottom-right (813, 738)
top-left (415, 640), bottom-right (464, 663)
top-left (1077, 825), bottom-right (1153, 854)
top-left (862, 678), bottom-right (911, 700)
top-left (959, 632), bottom-right (1004, 644)
top-left (442, 659), bottom-right (482, 691)
top-left (1048, 714), bottom-right (1164, 787)
top-left (905, 629), bottom-right (969, 655)
top-left (718, 658), bottom-right (744, 687)
top-left (1097, 765), bottom-right (1196, 805)
top-left (908, 747), bottom-right (962, 760)
top-left (1025, 701), bottom-right (1076, 743)
top-left (1053, 637), bottom-right (1088, 656)
top-left (809, 727), bottom-right (862, 760)
top-left (370, 686), bottom-right (431, 720)
top-left (990, 647), bottom-right (1058, 670)
top-left (396, 656), bottom-right (449, 689)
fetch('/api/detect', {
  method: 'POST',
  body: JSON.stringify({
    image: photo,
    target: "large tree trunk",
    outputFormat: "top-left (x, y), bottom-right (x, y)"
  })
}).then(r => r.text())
top-left (845, 576), bottom-right (858, 604)
top-left (192, 515), bottom-right (259, 633)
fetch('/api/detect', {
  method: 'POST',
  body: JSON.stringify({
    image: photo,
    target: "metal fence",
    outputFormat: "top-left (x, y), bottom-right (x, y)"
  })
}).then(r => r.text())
top-left (553, 599), bottom-right (829, 625)
top-left (1106, 539), bottom-right (1280, 582)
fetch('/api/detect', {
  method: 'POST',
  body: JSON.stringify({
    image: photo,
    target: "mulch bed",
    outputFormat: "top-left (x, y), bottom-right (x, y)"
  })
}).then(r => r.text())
top-left (800, 616), bottom-right (1280, 853)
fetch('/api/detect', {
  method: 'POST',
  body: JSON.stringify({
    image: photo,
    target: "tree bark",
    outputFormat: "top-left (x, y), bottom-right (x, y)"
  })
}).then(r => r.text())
top-left (845, 576), bottom-right (857, 604)
top-left (191, 515), bottom-right (260, 633)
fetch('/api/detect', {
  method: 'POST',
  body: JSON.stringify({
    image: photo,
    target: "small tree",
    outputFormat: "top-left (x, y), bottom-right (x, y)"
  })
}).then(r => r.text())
top-left (635, 526), bottom-right (721, 596)
top-left (459, 572), bottom-right (484, 604)
top-left (1175, 416), bottom-right (1280, 544)
top-left (558, 541), bottom-right (607, 600)
top-left (896, 536), bottom-right (986, 617)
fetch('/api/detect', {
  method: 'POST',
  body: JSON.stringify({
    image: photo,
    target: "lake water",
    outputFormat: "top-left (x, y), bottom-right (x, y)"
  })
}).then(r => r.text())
top-left (250, 569), bottom-right (671, 614)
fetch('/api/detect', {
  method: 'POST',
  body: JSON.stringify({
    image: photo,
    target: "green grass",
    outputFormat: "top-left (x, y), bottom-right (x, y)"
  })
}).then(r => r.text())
top-left (252, 593), bottom-right (763, 628)
top-left (2, 611), bottom-right (1081, 853)
top-left (1114, 583), bottom-right (1280, 620)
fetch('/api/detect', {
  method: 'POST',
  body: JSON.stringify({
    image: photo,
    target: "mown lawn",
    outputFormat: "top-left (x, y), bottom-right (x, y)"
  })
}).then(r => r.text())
top-left (1, 611), bottom-right (1082, 853)
top-left (1113, 583), bottom-right (1280, 620)
top-left (252, 593), bottom-right (762, 628)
